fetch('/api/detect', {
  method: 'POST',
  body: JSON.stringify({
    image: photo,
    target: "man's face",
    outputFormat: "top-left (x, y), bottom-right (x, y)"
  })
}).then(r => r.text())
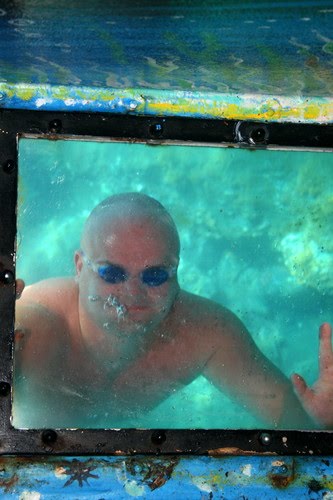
top-left (76, 217), bottom-right (179, 335)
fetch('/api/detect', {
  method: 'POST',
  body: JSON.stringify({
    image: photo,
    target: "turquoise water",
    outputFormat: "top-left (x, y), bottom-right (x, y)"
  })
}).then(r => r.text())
top-left (15, 137), bottom-right (333, 429)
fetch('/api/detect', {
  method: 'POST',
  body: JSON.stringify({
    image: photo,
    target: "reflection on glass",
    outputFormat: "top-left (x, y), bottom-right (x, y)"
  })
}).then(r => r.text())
top-left (13, 138), bottom-right (333, 429)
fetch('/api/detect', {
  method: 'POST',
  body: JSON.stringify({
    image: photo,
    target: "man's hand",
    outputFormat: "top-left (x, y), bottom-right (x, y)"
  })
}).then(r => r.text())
top-left (16, 279), bottom-right (25, 299)
top-left (14, 279), bottom-right (25, 344)
top-left (292, 323), bottom-right (333, 428)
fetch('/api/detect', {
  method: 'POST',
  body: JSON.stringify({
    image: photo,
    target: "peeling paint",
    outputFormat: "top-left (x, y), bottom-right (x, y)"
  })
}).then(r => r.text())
top-left (0, 455), bottom-right (332, 497)
top-left (241, 464), bottom-right (252, 477)
top-left (0, 83), bottom-right (332, 123)
top-left (124, 479), bottom-right (146, 497)
top-left (269, 458), bottom-right (295, 489)
top-left (124, 456), bottom-right (179, 491)
top-left (35, 98), bottom-right (49, 107)
top-left (192, 476), bottom-right (214, 493)
top-left (19, 492), bottom-right (41, 500)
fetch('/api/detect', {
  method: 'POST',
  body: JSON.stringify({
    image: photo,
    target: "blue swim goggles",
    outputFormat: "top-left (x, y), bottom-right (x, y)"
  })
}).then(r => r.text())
top-left (81, 252), bottom-right (177, 287)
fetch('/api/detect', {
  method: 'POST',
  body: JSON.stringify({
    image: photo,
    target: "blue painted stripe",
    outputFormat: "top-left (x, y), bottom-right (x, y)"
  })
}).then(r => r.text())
top-left (0, 455), bottom-right (332, 499)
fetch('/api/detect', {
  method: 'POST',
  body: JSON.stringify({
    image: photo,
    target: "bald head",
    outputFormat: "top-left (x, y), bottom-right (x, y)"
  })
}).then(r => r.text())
top-left (81, 193), bottom-right (180, 260)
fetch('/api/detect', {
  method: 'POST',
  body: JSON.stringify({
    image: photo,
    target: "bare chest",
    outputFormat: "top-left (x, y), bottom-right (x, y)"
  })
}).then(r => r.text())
top-left (66, 327), bottom-right (212, 412)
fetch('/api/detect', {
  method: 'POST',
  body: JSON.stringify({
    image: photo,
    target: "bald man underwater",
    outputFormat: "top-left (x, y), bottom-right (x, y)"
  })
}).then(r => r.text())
top-left (14, 193), bottom-right (333, 429)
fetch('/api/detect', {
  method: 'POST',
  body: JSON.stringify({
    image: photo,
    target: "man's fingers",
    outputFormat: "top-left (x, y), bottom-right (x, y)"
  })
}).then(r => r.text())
top-left (15, 279), bottom-right (25, 299)
top-left (291, 373), bottom-right (309, 400)
top-left (319, 322), bottom-right (333, 373)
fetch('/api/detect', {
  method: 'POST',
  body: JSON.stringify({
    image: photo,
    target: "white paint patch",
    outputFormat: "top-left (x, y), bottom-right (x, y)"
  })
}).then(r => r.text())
top-left (19, 492), bottom-right (41, 500)
top-left (115, 461), bottom-right (145, 496)
top-left (192, 477), bottom-right (212, 493)
top-left (124, 480), bottom-right (145, 497)
top-left (35, 98), bottom-right (48, 108)
top-left (64, 98), bottom-right (76, 106)
top-left (241, 464), bottom-right (252, 477)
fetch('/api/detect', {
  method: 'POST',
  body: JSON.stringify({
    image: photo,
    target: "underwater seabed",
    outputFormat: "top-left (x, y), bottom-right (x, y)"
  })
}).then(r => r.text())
top-left (15, 138), bottom-right (333, 428)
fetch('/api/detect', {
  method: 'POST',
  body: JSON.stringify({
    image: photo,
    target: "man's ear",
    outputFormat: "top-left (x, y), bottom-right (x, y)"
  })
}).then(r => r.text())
top-left (74, 250), bottom-right (83, 275)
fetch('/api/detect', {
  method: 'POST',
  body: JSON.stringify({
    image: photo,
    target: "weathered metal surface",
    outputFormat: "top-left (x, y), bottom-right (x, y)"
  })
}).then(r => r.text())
top-left (0, 82), bottom-right (332, 123)
top-left (0, 0), bottom-right (332, 122)
top-left (0, 455), bottom-right (333, 498)
top-left (0, 0), bottom-right (333, 497)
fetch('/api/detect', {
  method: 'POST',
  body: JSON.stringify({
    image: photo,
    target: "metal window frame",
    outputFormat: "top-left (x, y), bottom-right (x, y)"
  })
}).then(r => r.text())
top-left (0, 108), bottom-right (332, 456)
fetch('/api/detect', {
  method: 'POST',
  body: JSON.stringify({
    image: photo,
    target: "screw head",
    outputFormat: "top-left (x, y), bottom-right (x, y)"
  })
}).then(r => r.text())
top-left (42, 429), bottom-right (58, 445)
top-left (48, 119), bottom-right (62, 133)
top-left (149, 123), bottom-right (163, 138)
top-left (151, 430), bottom-right (166, 445)
top-left (2, 160), bottom-right (16, 174)
top-left (0, 382), bottom-right (10, 397)
top-left (0, 270), bottom-right (14, 285)
top-left (259, 432), bottom-right (272, 446)
top-left (249, 126), bottom-right (268, 145)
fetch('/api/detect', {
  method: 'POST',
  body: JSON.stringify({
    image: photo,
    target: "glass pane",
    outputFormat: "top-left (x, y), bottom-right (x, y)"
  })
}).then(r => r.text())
top-left (13, 137), bottom-right (333, 429)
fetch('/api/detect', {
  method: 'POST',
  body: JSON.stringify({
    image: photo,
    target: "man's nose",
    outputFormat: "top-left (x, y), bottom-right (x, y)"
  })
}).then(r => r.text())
top-left (123, 276), bottom-right (146, 296)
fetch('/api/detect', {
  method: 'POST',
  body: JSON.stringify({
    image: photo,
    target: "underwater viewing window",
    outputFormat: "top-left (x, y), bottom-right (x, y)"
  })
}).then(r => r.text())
top-left (0, 110), bottom-right (333, 455)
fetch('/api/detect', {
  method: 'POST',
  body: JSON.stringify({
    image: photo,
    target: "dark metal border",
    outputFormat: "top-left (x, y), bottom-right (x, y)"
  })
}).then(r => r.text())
top-left (0, 109), bottom-right (332, 456)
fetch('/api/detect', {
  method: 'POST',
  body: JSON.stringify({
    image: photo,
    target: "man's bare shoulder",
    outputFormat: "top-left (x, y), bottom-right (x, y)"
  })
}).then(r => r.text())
top-left (18, 277), bottom-right (77, 310)
top-left (174, 289), bottom-right (246, 336)
top-left (15, 278), bottom-right (78, 365)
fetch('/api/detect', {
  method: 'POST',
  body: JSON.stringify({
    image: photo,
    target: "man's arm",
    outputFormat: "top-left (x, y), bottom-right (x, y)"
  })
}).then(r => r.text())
top-left (202, 311), bottom-right (314, 429)
top-left (14, 277), bottom-right (77, 376)
top-left (14, 300), bottom-right (90, 428)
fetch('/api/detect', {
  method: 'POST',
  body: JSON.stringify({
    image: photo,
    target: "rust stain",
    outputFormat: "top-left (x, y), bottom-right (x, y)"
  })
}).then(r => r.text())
top-left (126, 456), bottom-right (179, 491)
top-left (0, 473), bottom-right (19, 492)
top-left (269, 458), bottom-right (295, 489)
top-left (149, 459), bottom-right (178, 491)
top-left (208, 447), bottom-right (277, 456)
top-left (45, 133), bottom-right (63, 141)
